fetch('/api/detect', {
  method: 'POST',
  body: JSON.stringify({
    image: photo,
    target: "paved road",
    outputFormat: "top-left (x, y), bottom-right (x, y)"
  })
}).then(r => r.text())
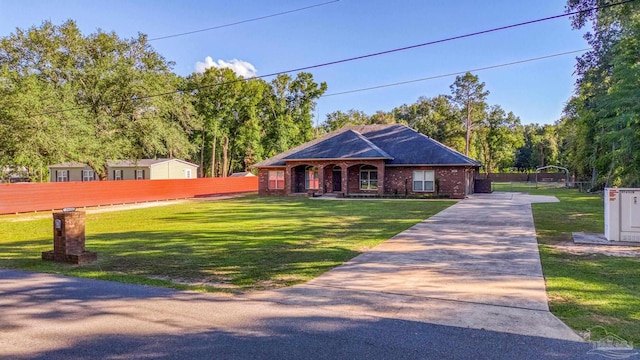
top-left (0, 193), bottom-right (617, 359)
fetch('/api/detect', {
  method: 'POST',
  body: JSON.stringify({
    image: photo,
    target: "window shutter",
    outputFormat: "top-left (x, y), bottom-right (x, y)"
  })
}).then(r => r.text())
top-left (55, 170), bottom-right (58, 182)
top-left (81, 170), bottom-right (84, 182)
top-left (143, 170), bottom-right (146, 179)
top-left (66, 170), bottom-right (70, 182)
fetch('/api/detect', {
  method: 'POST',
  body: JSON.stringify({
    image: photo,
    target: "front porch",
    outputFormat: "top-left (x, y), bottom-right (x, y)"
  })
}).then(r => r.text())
top-left (286, 160), bottom-right (386, 197)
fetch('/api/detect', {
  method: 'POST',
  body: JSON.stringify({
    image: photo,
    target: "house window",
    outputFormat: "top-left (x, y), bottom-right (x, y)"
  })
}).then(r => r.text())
top-left (113, 169), bottom-right (123, 180)
top-left (185, 169), bottom-right (192, 179)
top-left (56, 170), bottom-right (69, 182)
top-left (360, 166), bottom-right (378, 190)
top-left (305, 166), bottom-right (319, 190)
top-left (136, 169), bottom-right (145, 180)
top-left (413, 170), bottom-right (435, 192)
top-left (82, 170), bottom-right (95, 181)
top-left (268, 170), bottom-right (284, 190)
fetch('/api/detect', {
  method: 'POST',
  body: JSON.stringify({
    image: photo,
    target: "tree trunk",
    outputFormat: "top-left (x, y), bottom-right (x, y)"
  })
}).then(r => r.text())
top-left (222, 135), bottom-right (229, 178)
top-left (465, 102), bottom-right (471, 156)
top-left (199, 131), bottom-right (205, 178)
top-left (211, 135), bottom-right (217, 178)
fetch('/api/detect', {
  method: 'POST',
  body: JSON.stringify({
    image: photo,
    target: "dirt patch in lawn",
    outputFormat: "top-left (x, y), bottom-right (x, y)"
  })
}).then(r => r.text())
top-left (547, 242), bottom-right (640, 257)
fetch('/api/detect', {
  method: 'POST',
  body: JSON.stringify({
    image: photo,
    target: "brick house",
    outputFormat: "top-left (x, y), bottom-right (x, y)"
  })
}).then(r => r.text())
top-left (252, 124), bottom-right (482, 199)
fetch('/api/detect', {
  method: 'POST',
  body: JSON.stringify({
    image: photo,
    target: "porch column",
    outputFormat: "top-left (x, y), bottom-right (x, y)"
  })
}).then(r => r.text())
top-left (285, 165), bottom-right (293, 196)
top-left (377, 162), bottom-right (385, 196)
top-left (317, 165), bottom-right (325, 194)
top-left (342, 166), bottom-right (348, 196)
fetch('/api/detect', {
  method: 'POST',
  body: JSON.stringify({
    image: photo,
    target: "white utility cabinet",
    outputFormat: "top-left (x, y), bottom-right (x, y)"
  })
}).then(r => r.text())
top-left (604, 188), bottom-right (640, 242)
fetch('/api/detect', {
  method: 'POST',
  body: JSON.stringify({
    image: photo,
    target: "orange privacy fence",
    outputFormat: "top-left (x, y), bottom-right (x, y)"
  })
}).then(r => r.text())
top-left (0, 177), bottom-right (258, 214)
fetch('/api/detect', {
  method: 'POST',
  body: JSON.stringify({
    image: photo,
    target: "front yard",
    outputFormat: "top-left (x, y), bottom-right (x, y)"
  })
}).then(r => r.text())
top-left (0, 196), bottom-right (452, 292)
top-left (2, 186), bottom-right (637, 346)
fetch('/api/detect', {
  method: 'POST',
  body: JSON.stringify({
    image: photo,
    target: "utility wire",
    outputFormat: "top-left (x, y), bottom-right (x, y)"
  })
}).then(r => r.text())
top-left (322, 48), bottom-right (591, 97)
top-left (149, 0), bottom-right (340, 41)
top-left (17, 0), bottom-right (636, 119)
top-left (261, 0), bottom-right (636, 75)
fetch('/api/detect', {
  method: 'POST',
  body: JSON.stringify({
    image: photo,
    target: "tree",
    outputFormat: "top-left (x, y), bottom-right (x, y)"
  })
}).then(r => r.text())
top-left (189, 67), bottom-right (266, 177)
top-left (261, 72), bottom-right (327, 158)
top-left (369, 110), bottom-right (397, 125)
top-left (474, 105), bottom-right (524, 174)
top-left (0, 71), bottom-right (76, 181)
top-left (514, 124), bottom-right (559, 171)
top-left (0, 21), bottom-right (197, 180)
top-left (450, 72), bottom-right (489, 157)
top-left (320, 109), bottom-right (369, 133)
top-left (564, 0), bottom-right (640, 186)
top-left (393, 95), bottom-right (465, 153)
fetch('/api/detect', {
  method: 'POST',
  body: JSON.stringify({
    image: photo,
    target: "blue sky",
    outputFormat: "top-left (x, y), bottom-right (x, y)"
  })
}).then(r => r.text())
top-left (0, 0), bottom-right (588, 125)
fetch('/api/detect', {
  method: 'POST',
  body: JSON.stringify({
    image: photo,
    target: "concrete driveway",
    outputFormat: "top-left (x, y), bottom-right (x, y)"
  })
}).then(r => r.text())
top-left (0, 192), bottom-right (595, 359)
top-left (251, 192), bottom-right (580, 340)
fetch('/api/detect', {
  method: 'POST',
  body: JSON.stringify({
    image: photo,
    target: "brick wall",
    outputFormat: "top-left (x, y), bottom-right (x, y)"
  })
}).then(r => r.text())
top-left (258, 164), bottom-right (475, 198)
top-left (258, 168), bottom-right (287, 196)
top-left (384, 166), bottom-right (470, 198)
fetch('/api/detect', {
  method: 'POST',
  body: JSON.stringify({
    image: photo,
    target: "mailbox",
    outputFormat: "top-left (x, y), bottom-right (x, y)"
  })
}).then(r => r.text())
top-left (42, 210), bottom-right (97, 264)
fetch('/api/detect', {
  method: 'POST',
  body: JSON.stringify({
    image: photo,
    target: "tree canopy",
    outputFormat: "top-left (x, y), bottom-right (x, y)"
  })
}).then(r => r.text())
top-left (0, 21), bottom-right (326, 180)
top-left (560, 0), bottom-right (640, 187)
top-left (8, 12), bottom-right (633, 183)
top-left (0, 21), bottom-right (197, 180)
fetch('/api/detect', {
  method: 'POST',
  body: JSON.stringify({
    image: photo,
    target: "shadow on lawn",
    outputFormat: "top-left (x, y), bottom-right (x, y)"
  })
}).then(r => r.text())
top-left (1, 197), bottom-right (446, 292)
top-left (76, 227), bottom-right (361, 290)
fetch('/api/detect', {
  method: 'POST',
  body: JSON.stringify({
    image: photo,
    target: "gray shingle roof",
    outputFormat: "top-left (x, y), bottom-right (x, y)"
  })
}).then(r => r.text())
top-left (108, 159), bottom-right (171, 167)
top-left (48, 162), bottom-right (90, 168)
top-left (252, 124), bottom-right (481, 167)
top-left (283, 129), bottom-right (392, 161)
top-left (354, 124), bottom-right (481, 166)
top-left (108, 159), bottom-right (198, 167)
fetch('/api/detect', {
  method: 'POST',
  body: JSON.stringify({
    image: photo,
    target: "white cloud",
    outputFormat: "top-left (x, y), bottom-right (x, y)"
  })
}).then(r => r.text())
top-left (195, 56), bottom-right (257, 78)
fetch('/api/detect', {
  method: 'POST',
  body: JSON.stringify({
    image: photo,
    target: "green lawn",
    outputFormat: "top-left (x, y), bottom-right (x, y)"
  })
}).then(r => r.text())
top-left (0, 196), bottom-right (452, 293)
top-left (494, 183), bottom-right (640, 346)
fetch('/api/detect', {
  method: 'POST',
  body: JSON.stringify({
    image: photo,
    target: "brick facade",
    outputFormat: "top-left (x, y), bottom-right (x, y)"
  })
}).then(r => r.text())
top-left (259, 164), bottom-right (475, 198)
top-left (258, 167), bottom-right (287, 196)
top-left (384, 166), bottom-right (474, 198)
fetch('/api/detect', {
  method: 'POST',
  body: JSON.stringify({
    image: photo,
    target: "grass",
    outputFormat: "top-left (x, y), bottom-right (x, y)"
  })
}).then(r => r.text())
top-left (0, 196), bottom-right (452, 293)
top-left (494, 182), bottom-right (640, 346)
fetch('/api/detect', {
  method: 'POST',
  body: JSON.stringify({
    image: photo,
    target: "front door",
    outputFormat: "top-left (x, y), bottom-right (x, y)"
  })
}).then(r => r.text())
top-left (333, 170), bottom-right (342, 192)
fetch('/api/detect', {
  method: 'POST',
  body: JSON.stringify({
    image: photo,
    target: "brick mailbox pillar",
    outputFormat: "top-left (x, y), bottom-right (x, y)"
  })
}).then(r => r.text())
top-left (42, 210), bottom-right (97, 264)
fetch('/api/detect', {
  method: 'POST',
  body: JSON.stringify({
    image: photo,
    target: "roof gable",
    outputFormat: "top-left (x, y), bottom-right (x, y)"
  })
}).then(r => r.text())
top-left (355, 125), bottom-right (481, 166)
top-left (283, 129), bottom-right (392, 161)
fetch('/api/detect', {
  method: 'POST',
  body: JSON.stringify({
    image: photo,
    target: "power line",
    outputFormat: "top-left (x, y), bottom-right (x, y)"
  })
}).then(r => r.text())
top-left (148, 0), bottom-right (340, 41)
top-left (261, 0), bottom-right (636, 75)
top-left (322, 48), bottom-right (591, 97)
top-left (17, 0), bottom-right (636, 119)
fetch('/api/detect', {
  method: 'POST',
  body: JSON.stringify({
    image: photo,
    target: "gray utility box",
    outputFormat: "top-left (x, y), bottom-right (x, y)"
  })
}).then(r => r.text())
top-left (604, 188), bottom-right (640, 242)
